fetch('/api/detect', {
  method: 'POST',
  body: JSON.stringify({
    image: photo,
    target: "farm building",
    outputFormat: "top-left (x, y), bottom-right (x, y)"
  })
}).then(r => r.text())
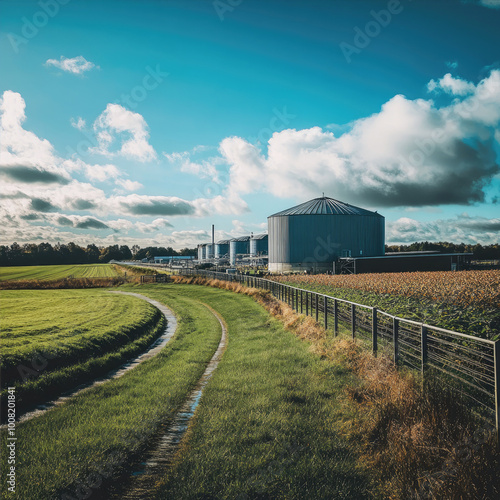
top-left (335, 251), bottom-right (472, 274)
top-left (268, 196), bottom-right (385, 273)
top-left (250, 233), bottom-right (268, 256)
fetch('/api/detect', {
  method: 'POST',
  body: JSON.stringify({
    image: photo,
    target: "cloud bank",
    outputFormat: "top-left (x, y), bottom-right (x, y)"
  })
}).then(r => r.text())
top-left (219, 70), bottom-right (500, 208)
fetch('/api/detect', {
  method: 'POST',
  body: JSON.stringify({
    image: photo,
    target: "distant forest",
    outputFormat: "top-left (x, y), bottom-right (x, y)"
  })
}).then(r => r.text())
top-left (385, 241), bottom-right (500, 260)
top-left (0, 242), bottom-right (197, 267)
top-left (0, 241), bottom-right (498, 267)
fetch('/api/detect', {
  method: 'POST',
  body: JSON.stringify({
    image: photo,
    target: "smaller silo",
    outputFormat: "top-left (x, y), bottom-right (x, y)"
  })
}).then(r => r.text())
top-left (206, 243), bottom-right (214, 259)
top-left (215, 239), bottom-right (230, 259)
top-left (250, 234), bottom-right (268, 256)
top-left (197, 244), bottom-right (203, 261)
top-left (229, 236), bottom-right (250, 265)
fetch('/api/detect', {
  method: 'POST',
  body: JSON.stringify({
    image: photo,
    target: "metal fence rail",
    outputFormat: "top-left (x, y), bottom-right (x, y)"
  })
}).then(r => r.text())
top-left (178, 269), bottom-right (500, 433)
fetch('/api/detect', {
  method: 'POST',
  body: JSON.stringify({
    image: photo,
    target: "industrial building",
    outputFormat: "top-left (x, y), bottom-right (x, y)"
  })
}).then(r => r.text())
top-left (153, 256), bottom-right (194, 267)
top-left (336, 251), bottom-right (472, 274)
top-left (268, 196), bottom-right (385, 273)
top-left (194, 196), bottom-right (469, 275)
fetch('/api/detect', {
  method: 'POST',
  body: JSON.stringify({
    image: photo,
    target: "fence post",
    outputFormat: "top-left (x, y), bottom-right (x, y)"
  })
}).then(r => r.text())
top-left (291, 288), bottom-right (294, 310)
top-left (315, 294), bottom-right (319, 322)
top-left (393, 318), bottom-right (399, 365)
top-left (300, 290), bottom-right (303, 314)
top-left (324, 296), bottom-right (328, 330)
top-left (494, 341), bottom-right (500, 446)
top-left (421, 325), bottom-right (428, 375)
top-left (372, 308), bottom-right (378, 356)
top-left (351, 304), bottom-right (356, 339)
top-left (306, 292), bottom-right (309, 316)
top-left (334, 299), bottom-right (338, 336)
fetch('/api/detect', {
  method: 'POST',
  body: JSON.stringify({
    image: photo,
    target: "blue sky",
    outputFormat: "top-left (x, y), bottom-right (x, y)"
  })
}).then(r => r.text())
top-left (1, 0), bottom-right (499, 249)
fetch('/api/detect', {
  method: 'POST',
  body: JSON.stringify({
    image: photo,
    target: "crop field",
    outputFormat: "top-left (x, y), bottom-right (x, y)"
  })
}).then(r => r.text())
top-left (0, 263), bottom-right (121, 282)
top-left (0, 289), bottom-right (164, 413)
top-left (273, 270), bottom-right (500, 340)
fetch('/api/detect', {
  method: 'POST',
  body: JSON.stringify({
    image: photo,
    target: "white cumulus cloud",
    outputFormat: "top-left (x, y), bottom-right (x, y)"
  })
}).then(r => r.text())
top-left (427, 73), bottom-right (476, 96)
top-left (45, 56), bottom-right (98, 75)
top-left (93, 104), bottom-right (157, 162)
top-left (219, 70), bottom-right (500, 208)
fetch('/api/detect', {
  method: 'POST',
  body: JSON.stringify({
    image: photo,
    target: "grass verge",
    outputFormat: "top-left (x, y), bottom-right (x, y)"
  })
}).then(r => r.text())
top-left (0, 285), bottom-right (222, 499)
top-left (153, 282), bottom-right (371, 499)
top-left (170, 276), bottom-right (500, 499)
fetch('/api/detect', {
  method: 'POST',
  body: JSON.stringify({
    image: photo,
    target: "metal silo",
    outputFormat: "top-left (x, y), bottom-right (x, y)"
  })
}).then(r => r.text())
top-left (268, 196), bottom-right (384, 273)
top-left (206, 243), bottom-right (214, 259)
top-left (197, 244), bottom-right (203, 261)
top-left (250, 234), bottom-right (268, 256)
top-left (215, 240), bottom-right (230, 259)
top-left (229, 236), bottom-right (250, 266)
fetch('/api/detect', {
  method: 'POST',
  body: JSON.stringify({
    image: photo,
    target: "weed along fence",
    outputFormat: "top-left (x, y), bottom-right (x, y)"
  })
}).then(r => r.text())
top-left (179, 269), bottom-right (500, 434)
top-left (140, 274), bottom-right (171, 283)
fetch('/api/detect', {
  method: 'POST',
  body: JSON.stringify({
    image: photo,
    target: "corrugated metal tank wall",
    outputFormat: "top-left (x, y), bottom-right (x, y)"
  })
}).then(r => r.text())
top-left (250, 234), bottom-right (269, 256)
top-left (206, 243), bottom-right (214, 259)
top-left (197, 245), bottom-right (203, 260)
top-left (229, 237), bottom-right (250, 265)
top-left (215, 241), bottom-right (230, 259)
top-left (268, 209), bottom-right (384, 272)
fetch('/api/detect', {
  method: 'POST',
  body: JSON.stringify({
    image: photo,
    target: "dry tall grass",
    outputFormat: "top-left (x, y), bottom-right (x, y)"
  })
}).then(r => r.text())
top-left (172, 275), bottom-right (500, 499)
top-left (0, 276), bottom-right (136, 290)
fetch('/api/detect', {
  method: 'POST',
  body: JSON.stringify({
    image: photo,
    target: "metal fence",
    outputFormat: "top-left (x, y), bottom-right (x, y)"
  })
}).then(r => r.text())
top-left (179, 269), bottom-right (500, 433)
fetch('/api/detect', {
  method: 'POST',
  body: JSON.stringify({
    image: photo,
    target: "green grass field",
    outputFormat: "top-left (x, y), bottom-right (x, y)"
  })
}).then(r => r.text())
top-left (0, 289), bottom-right (164, 414)
top-left (0, 264), bottom-right (121, 282)
top-left (0, 284), bottom-right (371, 499)
top-left (0, 285), bottom-right (223, 499)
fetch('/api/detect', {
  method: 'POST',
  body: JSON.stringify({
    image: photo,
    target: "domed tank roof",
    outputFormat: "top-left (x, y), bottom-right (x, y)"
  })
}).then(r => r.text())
top-left (268, 196), bottom-right (382, 217)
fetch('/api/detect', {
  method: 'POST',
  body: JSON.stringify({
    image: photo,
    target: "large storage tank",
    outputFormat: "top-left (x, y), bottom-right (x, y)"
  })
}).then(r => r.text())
top-left (250, 234), bottom-right (268, 256)
top-left (206, 243), bottom-right (214, 259)
top-left (229, 236), bottom-right (250, 265)
top-left (215, 239), bottom-right (230, 259)
top-left (268, 196), bottom-right (384, 273)
top-left (197, 244), bottom-right (203, 261)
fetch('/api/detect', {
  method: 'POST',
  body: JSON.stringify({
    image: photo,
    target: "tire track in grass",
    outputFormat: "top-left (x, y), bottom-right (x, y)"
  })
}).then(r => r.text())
top-left (11, 292), bottom-right (177, 425)
top-left (102, 303), bottom-right (227, 500)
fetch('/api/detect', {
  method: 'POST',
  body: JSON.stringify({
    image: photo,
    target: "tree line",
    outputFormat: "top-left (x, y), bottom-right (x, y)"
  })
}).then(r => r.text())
top-left (385, 241), bottom-right (500, 260)
top-left (1, 241), bottom-right (498, 267)
top-left (0, 242), bottom-right (197, 267)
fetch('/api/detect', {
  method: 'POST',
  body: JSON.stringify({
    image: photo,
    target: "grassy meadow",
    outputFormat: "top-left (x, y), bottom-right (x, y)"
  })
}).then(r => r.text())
top-left (0, 289), bottom-right (164, 415)
top-left (0, 264), bottom-right (122, 282)
top-left (0, 285), bottom-right (223, 499)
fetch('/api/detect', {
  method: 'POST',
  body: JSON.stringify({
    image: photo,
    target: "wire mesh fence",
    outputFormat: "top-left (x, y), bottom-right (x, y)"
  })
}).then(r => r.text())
top-left (179, 269), bottom-right (500, 432)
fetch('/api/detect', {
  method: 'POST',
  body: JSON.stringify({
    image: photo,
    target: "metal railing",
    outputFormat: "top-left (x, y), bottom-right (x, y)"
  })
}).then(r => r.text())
top-left (179, 269), bottom-right (500, 433)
